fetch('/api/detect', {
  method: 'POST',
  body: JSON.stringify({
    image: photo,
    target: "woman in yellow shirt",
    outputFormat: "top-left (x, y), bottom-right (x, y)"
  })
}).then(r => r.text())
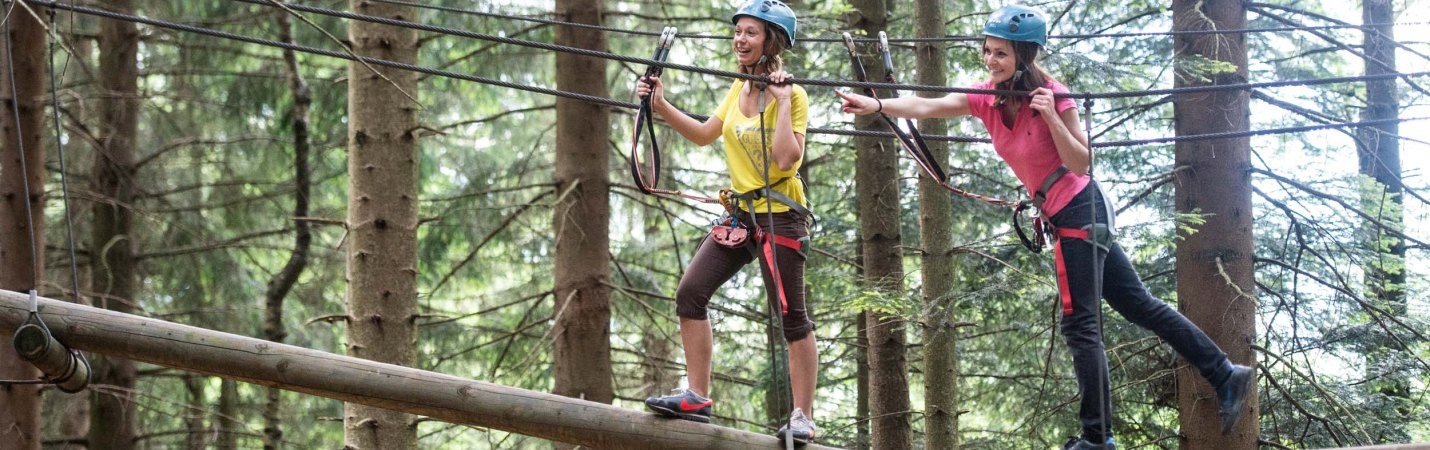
top-left (636, 0), bottom-right (816, 443)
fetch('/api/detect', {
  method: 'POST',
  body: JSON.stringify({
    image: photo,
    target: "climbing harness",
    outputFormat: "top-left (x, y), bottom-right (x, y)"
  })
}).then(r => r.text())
top-left (741, 86), bottom-right (811, 317)
top-left (841, 32), bottom-right (1019, 208)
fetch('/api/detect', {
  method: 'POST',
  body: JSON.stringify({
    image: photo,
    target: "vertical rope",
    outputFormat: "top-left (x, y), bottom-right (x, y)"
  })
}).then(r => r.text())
top-left (1083, 98), bottom-right (1108, 446)
top-left (755, 83), bottom-right (796, 450)
top-left (3, 0), bottom-right (41, 292)
top-left (46, 8), bottom-right (84, 307)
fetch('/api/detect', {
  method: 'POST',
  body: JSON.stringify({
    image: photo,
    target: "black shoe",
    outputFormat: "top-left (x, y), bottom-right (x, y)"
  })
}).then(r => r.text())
top-left (645, 388), bottom-right (712, 423)
top-left (1063, 436), bottom-right (1115, 449)
top-left (775, 407), bottom-right (816, 445)
top-left (1217, 364), bottom-right (1255, 434)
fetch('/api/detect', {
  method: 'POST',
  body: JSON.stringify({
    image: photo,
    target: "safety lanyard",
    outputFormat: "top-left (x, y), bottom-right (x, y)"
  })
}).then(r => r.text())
top-left (627, 27), bottom-right (719, 204)
top-left (840, 32), bottom-right (1019, 208)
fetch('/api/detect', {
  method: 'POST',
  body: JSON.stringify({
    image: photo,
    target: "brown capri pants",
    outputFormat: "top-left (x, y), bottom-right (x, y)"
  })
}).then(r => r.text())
top-left (675, 211), bottom-right (815, 342)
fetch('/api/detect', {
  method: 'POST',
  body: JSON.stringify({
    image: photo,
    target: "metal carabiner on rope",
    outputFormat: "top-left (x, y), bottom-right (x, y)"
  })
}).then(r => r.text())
top-left (875, 31), bottom-right (947, 183)
top-left (844, 31), bottom-right (1013, 207)
top-left (630, 26), bottom-right (677, 193)
top-left (1013, 201), bottom-right (1047, 253)
top-left (626, 28), bottom-right (719, 205)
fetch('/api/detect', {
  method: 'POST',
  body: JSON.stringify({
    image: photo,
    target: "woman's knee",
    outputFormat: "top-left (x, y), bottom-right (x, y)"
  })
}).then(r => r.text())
top-left (1060, 314), bottom-right (1102, 344)
top-left (675, 284), bottom-right (712, 320)
top-left (782, 320), bottom-right (815, 342)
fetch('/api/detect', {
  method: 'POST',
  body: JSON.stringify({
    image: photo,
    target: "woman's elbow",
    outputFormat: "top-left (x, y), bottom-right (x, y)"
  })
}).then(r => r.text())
top-left (775, 153), bottom-right (802, 171)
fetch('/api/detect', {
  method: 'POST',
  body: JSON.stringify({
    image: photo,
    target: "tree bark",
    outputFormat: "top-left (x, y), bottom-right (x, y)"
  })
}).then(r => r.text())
top-left (551, 0), bottom-right (613, 444)
top-left (89, 0), bottom-right (141, 447)
top-left (1172, 0), bottom-right (1258, 447)
top-left (915, 0), bottom-right (958, 447)
top-left (183, 376), bottom-right (207, 450)
top-left (0, 5), bottom-right (48, 448)
top-left (263, 11), bottom-right (313, 450)
top-left (345, 1), bottom-right (420, 449)
top-left (0, 292), bottom-right (849, 450)
top-left (1358, 0), bottom-right (1409, 435)
top-left (848, 0), bottom-right (910, 448)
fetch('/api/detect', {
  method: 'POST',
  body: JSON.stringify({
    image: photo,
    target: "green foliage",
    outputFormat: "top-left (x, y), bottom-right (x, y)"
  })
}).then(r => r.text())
top-left (1176, 53), bottom-right (1241, 83)
top-left (839, 287), bottom-right (918, 319)
top-left (1174, 207), bottom-right (1208, 239)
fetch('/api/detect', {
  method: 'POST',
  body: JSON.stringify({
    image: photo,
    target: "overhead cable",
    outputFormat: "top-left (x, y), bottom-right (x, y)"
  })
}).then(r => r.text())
top-left (29, 0), bottom-right (1430, 149)
top-left (237, 0), bottom-right (1430, 100)
top-left (368, 0), bottom-right (1430, 44)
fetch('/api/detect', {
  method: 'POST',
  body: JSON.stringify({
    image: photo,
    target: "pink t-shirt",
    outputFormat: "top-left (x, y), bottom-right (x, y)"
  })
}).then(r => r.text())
top-left (966, 79), bottom-right (1088, 217)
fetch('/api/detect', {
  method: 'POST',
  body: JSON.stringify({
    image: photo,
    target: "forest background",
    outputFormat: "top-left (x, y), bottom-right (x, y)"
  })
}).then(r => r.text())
top-left (0, 0), bottom-right (1428, 448)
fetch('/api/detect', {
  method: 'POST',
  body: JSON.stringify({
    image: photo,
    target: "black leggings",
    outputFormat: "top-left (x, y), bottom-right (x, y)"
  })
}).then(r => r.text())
top-left (675, 211), bottom-right (814, 342)
top-left (1049, 183), bottom-right (1234, 442)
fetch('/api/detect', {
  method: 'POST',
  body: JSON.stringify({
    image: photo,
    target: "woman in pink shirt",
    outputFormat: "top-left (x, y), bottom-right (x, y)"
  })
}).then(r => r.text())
top-left (837, 5), bottom-right (1253, 449)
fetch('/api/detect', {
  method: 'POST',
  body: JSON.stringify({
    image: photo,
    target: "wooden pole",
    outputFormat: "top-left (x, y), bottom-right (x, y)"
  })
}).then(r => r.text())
top-left (1310, 446), bottom-right (1430, 450)
top-left (0, 290), bottom-right (844, 450)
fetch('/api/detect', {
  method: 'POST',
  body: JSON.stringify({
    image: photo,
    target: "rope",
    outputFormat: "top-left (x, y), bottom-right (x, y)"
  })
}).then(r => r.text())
top-left (235, 0), bottom-right (1430, 100)
top-left (1092, 116), bottom-right (1426, 147)
top-left (46, 5), bottom-right (85, 316)
top-left (1084, 98), bottom-right (1108, 448)
top-left (754, 86), bottom-right (795, 450)
top-left (3, 0), bottom-right (40, 291)
top-left (368, 0), bottom-right (1430, 44)
top-left (841, 31), bottom-right (1017, 208)
top-left (30, 1), bottom-right (1430, 149)
top-left (34, 0), bottom-right (633, 109)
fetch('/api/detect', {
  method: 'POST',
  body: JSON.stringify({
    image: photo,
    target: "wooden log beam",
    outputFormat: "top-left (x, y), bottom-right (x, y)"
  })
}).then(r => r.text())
top-left (1310, 446), bottom-right (1430, 450)
top-left (0, 291), bottom-right (843, 450)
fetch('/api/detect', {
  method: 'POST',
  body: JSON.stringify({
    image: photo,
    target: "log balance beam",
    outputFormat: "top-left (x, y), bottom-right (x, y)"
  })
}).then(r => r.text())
top-left (1310, 446), bottom-right (1430, 450)
top-left (0, 290), bottom-right (843, 450)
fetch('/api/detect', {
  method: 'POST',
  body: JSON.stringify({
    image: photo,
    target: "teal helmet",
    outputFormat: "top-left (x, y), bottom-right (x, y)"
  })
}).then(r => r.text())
top-left (983, 5), bottom-right (1047, 47)
top-left (733, 0), bottom-right (798, 47)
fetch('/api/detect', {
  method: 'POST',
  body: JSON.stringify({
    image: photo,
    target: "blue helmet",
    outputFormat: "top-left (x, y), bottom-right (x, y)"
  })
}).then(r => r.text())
top-left (983, 5), bottom-right (1047, 47)
top-left (733, 0), bottom-right (798, 47)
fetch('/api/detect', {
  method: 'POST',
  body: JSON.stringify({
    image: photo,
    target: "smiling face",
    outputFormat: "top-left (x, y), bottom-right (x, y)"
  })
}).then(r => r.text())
top-left (733, 16), bottom-right (769, 66)
top-left (982, 36), bottom-right (1018, 84)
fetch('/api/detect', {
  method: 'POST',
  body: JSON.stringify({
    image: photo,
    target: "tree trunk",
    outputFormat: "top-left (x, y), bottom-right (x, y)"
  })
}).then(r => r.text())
top-left (915, 0), bottom-right (958, 447)
top-left (1172, 0), bottom-right (1258, 447)
top-left (848, 0), bottom-right (910, 448)
top-left (263, 11), bottom-right (313, 450)
top-left (89, 0), bottom-right (141, 447)
top-left (551, 0), bottom-right (613, 447)
top-left (184, 376), bottom-right (207, 450)
top-left (0, 5), bottom-right (47, 448)
top-left (345, 1), bottom-right (420, 448)
top-left (855, 313), bottom-right (870, 450)
top-left (216, 379), bottom-right (238, 450)
top-left (1357, 0), bottom-right (1409, 435)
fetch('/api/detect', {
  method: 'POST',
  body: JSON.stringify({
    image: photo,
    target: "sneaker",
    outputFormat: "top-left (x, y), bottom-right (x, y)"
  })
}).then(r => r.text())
top-left (775, 407), bottom-right (816, 444)
top-left (1063, 436), bottom-right (1115, 449)
top-left (644, 388), bottom-right (712, 423)
top-left (1217, 364), bottom-right (1255, 434)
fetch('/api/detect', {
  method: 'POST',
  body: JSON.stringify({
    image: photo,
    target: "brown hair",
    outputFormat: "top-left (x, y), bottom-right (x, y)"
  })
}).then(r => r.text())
top-left (995, 40), bottom-right (1050, 107)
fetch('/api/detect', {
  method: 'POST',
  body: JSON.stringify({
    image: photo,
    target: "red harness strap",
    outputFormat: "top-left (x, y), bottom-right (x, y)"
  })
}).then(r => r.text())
top-left (1052, 227), bottom-right (1090, 315)
top-left (756, 230), bottom-right (804, 316)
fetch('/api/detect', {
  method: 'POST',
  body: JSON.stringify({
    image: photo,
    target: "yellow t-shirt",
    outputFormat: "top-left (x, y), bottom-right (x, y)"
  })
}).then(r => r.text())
top-left (712, 79), bottom-right (810, 214)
